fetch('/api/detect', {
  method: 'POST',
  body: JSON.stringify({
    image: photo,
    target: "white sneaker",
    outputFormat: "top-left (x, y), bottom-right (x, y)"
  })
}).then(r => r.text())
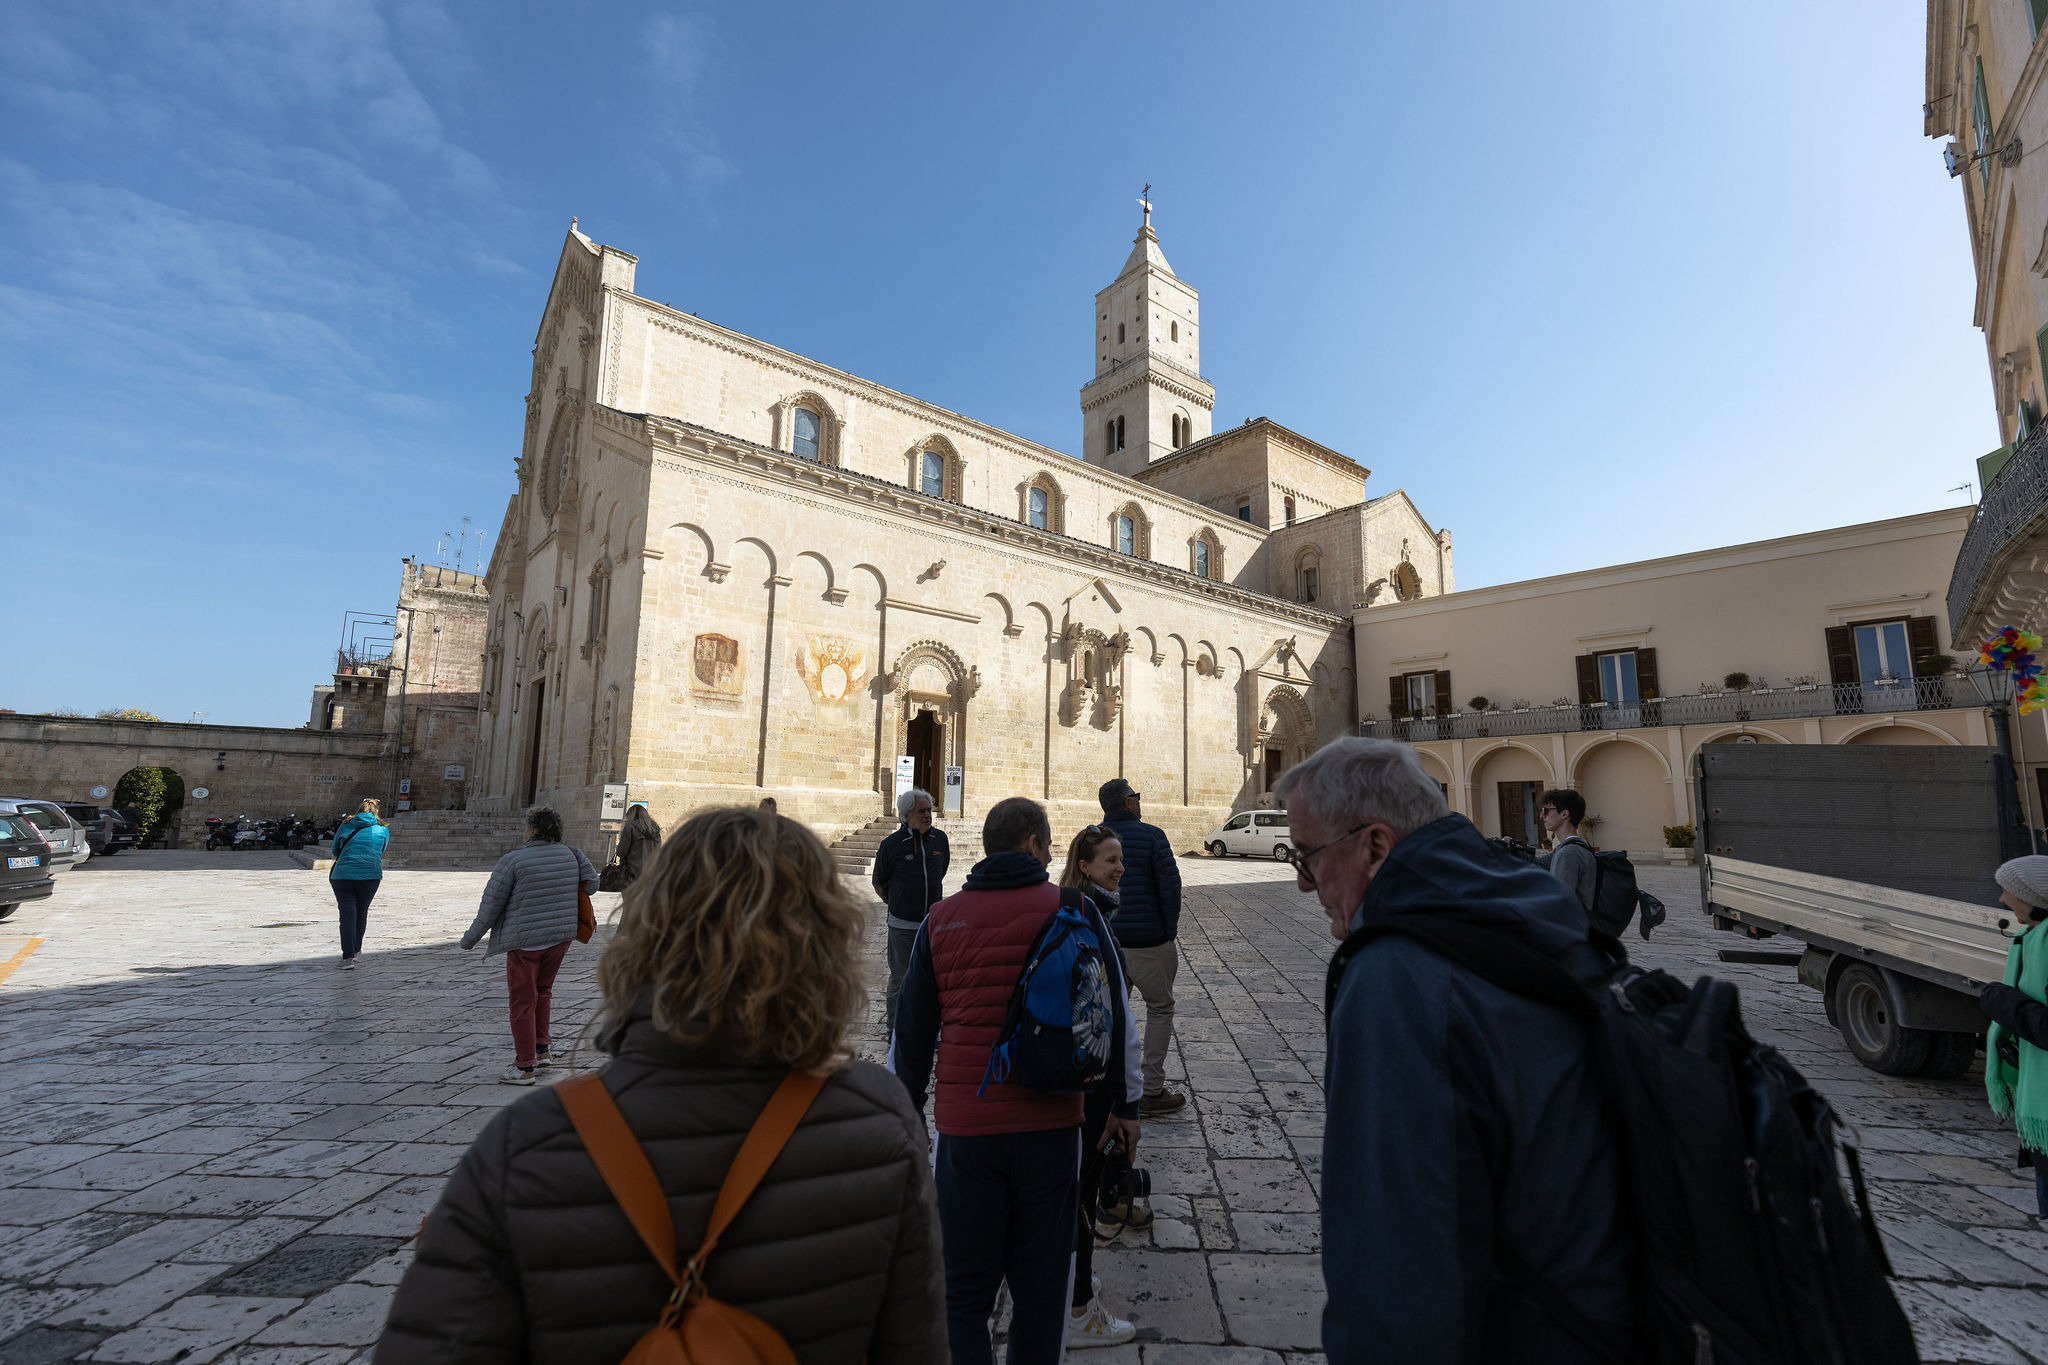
top-left (1066, 1296), bottom-right (1134, 1348)
top-left (498, 1068), bottom-right (536, 1086)
top-left (340, 957), bottom-right (356, 970)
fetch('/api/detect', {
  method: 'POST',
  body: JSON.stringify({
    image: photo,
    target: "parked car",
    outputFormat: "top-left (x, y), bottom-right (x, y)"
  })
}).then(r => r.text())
top-left (1204, 808), bottom-right (1293, 860)
top-left (55, 802), bottom-right (135, 857)
top-left (0, 799), bottom-right (88, 872)
top-left (0, 811), bottom-right (56, 919)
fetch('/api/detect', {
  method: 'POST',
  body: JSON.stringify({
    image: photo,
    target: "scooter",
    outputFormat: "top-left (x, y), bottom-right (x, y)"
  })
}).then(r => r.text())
top-left (283, 816), bottom-right (320, 850)
top-left (231, 817), bottom-right (261, 851)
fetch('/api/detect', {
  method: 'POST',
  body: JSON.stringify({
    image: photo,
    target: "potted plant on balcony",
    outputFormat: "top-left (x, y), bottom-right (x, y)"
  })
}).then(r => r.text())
top-left (1914, 653), bottom-right (1957, 709)
top-left (1469, 697), bottom-right (1491, 736)
top-left (1725, 672), bottom-right (1752, 721)
top-left (1387, 702), bottom-right (1411, 738)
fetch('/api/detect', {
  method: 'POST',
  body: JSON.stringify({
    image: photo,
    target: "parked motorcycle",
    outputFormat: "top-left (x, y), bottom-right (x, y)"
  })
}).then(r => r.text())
top-left (203, 816), bottom-right (230, 851)
top-left (283, 815), bottom-right (321, 850)
top-left (231, 816), bottom-right (261, 851)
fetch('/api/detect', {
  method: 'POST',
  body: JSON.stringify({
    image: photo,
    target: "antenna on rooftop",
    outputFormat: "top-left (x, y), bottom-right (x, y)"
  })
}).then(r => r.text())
top-left (456, 515), bottom-right (474, 574)
top-left (1951, 481), bottom-right (1975, 503)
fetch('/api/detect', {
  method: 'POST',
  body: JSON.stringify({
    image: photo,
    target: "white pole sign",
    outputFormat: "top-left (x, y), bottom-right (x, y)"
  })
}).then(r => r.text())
top-left (943, 766), bottom-right (964, 815)
top-left (894, 756), bottom-right (916, 801)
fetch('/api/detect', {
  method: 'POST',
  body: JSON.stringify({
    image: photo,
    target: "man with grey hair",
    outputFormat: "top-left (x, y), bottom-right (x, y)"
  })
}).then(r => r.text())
top-left (873, 786), bottom-right (950, 1038)
top-left (1276, 737), bottom-right (1630, 1363)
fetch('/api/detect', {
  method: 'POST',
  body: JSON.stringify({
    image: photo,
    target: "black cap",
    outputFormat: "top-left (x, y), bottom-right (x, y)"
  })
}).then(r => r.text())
top-left (1099, 778), bottom-right (1140, 811)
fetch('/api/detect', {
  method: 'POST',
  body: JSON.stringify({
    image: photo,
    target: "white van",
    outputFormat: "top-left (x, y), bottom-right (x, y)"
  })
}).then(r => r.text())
top-left (1204, 809), bottom-right (1292, 861)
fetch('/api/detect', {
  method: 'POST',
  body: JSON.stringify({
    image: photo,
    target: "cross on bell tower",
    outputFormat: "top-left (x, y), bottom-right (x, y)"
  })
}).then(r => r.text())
top-left (1079, 190), bottom-right (1215, 477)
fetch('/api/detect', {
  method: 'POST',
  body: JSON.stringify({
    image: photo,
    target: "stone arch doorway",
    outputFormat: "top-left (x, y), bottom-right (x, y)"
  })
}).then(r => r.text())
top-left (1257, 685), bottom-right (1316, 796)
top-left (113, 766), bottom-right (186, 848)
top-left (890, 641), bottom-right (976, 811)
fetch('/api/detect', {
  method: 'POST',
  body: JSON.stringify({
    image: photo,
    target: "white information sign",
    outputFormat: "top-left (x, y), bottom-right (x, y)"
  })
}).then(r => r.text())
top-left (397, 778), bottom-right (411, 796)
top-left (943, 766), bottom-right (963, 815)
top-left (894, 756), bottom-right (916, 801)
top-left (600, 782), bottom-right (630, 823)
top-left (443, 764), bottom-right (466, 781)
top-left (89, 785), bottom-right (109, 800)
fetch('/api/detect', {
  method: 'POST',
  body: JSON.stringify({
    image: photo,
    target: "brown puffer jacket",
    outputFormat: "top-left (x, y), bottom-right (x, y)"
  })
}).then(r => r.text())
top-left (374, 998), bottom-right (948, 1364)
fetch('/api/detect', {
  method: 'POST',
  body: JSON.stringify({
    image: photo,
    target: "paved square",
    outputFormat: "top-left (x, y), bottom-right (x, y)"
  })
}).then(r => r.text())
top-left (1, 849), bottom-right (2045, 1362)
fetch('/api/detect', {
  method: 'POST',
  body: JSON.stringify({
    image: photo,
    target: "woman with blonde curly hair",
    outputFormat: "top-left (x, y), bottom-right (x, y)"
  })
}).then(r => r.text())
top-left (379, 807), bottom-right (948, 1364)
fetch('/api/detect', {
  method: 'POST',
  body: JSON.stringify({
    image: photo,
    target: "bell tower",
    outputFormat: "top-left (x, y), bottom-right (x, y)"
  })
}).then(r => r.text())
top-left (1080, 191), bottom-right (1215, 477)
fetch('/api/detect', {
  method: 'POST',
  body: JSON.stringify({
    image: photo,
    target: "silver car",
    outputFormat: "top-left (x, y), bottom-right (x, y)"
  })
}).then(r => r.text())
top-left (0, 799), bottom-right (88, 872)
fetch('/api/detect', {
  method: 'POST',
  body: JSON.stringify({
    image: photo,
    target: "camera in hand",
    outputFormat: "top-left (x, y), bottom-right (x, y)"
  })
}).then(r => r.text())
top-left (1091, 1136), bottom-right (1151, 1229)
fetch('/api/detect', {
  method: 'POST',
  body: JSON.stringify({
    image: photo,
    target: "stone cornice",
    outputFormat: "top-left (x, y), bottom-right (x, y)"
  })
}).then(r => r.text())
top-left (1079, 364), bottom-right (1218, 415)
top-left (1138, 417), bottom-right (1370, 488)
top-left (623, 298), bottom-right (1250, 538)
top-left (629, 414), bottom-right (1347, 630)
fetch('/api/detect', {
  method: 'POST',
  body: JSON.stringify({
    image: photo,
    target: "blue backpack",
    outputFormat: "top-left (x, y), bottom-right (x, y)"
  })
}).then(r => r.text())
top-left (979, 887), bottom-right (1116, 1095)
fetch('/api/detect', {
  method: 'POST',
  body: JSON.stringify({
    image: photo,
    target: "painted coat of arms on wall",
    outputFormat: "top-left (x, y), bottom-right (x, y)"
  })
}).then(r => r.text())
top-left (796, 637), bottom-right (869, 703)
top-left (691, 634), bottom-right (744, 698)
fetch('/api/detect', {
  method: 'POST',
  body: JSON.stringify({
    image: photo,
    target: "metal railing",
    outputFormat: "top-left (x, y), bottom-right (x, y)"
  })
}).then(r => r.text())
top-left (1355, 676), bottom-right (1980, 742)
top-left (1949, 417), bottom-right (2048, 636)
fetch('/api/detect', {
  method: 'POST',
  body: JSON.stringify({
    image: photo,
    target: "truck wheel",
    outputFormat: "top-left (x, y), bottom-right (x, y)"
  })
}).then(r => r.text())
top-left (1917, 1030), bottom-right (1981, 1080)
top-left (1832, 963), bottom-right (1931, 1075)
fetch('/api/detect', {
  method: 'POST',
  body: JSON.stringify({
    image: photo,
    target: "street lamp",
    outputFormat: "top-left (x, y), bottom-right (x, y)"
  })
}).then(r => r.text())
top-left (1966, 663), bottom-right (2030, 852)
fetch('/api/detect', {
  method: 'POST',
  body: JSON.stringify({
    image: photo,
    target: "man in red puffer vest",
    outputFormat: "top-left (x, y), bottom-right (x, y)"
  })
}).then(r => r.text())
top-left (891, 796), bottom-right (1140, 1364)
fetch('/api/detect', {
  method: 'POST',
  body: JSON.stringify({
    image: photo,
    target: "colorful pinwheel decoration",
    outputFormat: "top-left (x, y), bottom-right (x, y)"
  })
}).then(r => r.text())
top-left (1981, 626), bottom-right (2048, 715)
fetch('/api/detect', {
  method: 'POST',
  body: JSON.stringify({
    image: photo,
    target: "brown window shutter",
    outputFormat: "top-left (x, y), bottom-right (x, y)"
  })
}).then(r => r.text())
top-left (1575, 654), bottom-right (1601, 705)
top-left (1825, 626), bottom-right (1857, 686)
top-left (1390, 675), bottom-right (1407, 714)
top-left (1633, 648), bottom-right (1660, 699)
top-left (1434, 670), bottom-right (1453, 716)
top-left (1906, 616), bottom-right (1939, 672)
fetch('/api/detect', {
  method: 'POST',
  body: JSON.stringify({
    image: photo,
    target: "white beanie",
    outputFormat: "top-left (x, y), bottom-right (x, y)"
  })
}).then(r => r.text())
top-left (1995, 855), bottom-right (2048, 909)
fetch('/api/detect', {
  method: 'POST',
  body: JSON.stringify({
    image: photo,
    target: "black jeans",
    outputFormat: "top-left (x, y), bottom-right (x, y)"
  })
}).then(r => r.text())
top-left (1074, 1090), bottom-right (1110, 1307)
top-left (331, 878), bottom-right (380, 958)
top-left (935, 1125), bottom-right (1079, 1365)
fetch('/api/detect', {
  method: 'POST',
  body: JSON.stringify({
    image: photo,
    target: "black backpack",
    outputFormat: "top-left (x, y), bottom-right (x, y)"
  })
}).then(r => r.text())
top-left (1326, 914), bottom-right (1916, 1365)
top-left (1498, 837), bottom-right (1667, 939)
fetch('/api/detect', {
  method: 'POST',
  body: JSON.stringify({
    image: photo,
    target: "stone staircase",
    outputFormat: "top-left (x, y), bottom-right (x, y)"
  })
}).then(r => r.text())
top-left (830, 816), bottom-right (898, 875)
top-left (377, 811), bottom-right (532, 869)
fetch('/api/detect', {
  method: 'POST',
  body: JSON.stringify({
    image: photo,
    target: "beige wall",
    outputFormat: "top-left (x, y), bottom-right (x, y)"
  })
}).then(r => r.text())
top-left (1356, 507), bottom-right (1994, 853)
top-left (1927, 0), bottom-right (2048, 442)
top-left (1356, 508), bottom-right (1972, 718)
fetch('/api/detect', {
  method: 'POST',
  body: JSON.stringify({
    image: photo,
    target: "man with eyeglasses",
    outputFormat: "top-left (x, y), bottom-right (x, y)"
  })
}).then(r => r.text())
top-left (1275, 737), bottom-right (1630, 1364)
top-left (873, 786), bottom-right (950, 1040)
top-left (1097, 777), bottom-right (1188, 1118)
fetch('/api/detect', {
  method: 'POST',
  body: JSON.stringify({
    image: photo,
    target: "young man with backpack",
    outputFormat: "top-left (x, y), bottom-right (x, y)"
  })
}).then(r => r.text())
top-left (890, 796), bottom-right (1142, 1364)
top-left (1281, 738), bottom-right (1914, 1365)
top-left (1536, 788), bottom-right (1597, 917)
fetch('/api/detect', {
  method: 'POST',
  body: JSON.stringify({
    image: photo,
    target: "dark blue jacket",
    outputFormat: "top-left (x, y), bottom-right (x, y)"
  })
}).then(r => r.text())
top-left (1099, 807), bottom-right (1180, 948)
top-left (871, 824), bottom-right (950, 928)
top-left (1322, 814), bottom-right (1631, 1364)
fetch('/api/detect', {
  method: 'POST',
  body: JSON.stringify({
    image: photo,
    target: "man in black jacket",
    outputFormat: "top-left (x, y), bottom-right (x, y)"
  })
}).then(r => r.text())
top-left (873, 787), bottom-right (950, 1038)
top-left (1275, 737), bottom-right (1629, 1363)
top-left (1099, 777), bottom-right (1187, 1117)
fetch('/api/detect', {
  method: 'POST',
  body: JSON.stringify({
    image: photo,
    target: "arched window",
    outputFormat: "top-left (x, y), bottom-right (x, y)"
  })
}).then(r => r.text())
top-left (1111, 503), bottom-right (1150, 558)
top-left (792, 408), bottom-right (820, 461)
top-left (1117, 515), bottom-right (1136, 556)
top-left (920, 450), bottom-right (945, 497)
top-left (1104, 419), bottom-right (1115, 453)
top-left (1296, 546), bottom-right (1323, 604)
top-left (1115, 415), bottom-right (1126, 451)
top-left (1028, 486), bottom-right (1049, 530)
top-left (1170, 414), bottom-right (1181, 448)
top-left (1194, 538), bottom-right (1211, 579)
top-left (1283, 496), bottom-right (1297, 526)
top-left (1170, 320), bottom-right (1179, 342)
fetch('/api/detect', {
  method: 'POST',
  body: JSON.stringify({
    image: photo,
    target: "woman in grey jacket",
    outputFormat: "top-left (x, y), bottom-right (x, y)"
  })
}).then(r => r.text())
top-left (461, 805), bottom-right (597, 1085)
top-left (379, 805), bottom-right (948, 1364)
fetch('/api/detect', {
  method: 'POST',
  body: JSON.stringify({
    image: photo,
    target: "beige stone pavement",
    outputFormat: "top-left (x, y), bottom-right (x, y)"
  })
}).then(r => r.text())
top-left (0, 847), bottom-right (2043, 1362)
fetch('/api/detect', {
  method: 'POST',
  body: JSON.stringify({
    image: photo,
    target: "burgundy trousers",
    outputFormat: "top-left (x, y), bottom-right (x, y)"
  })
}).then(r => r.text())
top-left (505, 940), bottom-right (570, 1069)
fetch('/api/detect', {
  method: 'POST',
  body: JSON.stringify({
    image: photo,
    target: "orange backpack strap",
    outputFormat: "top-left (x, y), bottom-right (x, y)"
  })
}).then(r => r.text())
top-left (557, 1073), bottom-right (685, 1287)
top-left (557, 1069), bottom-right (829, 1302)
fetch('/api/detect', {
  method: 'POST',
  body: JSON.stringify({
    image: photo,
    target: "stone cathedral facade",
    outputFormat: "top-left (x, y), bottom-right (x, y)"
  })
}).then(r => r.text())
top-left (473, 215), bottom-right (1451, 846)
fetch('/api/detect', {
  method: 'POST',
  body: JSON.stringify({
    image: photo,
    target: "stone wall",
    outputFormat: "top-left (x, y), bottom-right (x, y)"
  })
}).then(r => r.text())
top-left (0, 714), bottom-right (389, 845)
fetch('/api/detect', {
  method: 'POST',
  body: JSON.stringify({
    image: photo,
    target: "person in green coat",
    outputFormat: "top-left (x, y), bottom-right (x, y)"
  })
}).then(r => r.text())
top-left (1979, 854), bottom-right (2048, 1223)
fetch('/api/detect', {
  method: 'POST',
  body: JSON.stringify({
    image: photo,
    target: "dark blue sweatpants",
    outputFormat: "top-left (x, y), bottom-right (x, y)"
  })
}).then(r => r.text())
top-left (935, 1125), bottom-right (1080, 1365)
top-left (331, 877), bottom-right (379, 959)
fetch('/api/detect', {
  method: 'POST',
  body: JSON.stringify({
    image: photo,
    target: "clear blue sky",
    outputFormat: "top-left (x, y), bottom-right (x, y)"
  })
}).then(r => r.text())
top-left (0, 2), bottom-right (1996, 727)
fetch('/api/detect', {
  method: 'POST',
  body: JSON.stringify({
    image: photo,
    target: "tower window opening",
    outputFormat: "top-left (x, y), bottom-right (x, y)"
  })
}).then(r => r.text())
top-left (1171, 321), bottom-right (1178, 342)
top-left (1117, 323), bottom-right (1126, 344)
top-left (1284, 497), bottom-right (1296, 525)
top-left (1114, 415), bottom-right (1126, 452)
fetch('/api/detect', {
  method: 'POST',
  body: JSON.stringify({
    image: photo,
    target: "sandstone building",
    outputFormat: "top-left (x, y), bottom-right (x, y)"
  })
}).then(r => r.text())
top-left (471, 215), bottom-right (1449, 845)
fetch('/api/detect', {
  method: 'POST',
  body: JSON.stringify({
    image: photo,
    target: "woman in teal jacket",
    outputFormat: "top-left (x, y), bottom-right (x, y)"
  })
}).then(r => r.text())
top-left (1980, 854), bottom-right (2048, 1220)
top-left (330, 799), bottom-right (391, 969)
